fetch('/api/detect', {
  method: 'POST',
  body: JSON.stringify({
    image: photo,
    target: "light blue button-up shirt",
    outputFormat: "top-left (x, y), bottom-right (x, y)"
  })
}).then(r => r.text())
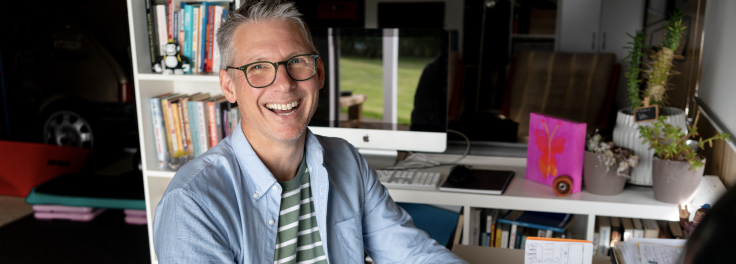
top-left (153, 126), bottom-right (467, 263)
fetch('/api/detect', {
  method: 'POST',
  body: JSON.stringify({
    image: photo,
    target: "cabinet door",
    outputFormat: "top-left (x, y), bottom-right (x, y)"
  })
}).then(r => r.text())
top-left (598, 0), bottom-right (646, 62)
top-left (556, 0), bottom-right (602, 52)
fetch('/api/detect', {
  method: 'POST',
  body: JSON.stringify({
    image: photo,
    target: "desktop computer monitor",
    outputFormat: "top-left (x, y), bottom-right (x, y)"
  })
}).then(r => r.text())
top-left (308, 28), bottom-right (449, 168)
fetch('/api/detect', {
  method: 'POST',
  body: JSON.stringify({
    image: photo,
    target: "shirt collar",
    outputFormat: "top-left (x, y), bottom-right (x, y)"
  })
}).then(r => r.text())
top-left (231, 124), bottom-right (324, 200)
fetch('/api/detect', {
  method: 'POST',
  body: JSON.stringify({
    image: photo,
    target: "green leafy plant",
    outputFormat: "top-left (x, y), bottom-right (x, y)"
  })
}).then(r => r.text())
top-left (638, 116), bottom-right (730, 170)
top-left (622, 9), bottom-right (686, 108)
top-left (587, 134), bottom-right (639, 177)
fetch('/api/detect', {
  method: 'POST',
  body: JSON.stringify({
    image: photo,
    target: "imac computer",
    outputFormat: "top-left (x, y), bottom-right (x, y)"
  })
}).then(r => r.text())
top-left (308, 28), bottom-right (449, 169)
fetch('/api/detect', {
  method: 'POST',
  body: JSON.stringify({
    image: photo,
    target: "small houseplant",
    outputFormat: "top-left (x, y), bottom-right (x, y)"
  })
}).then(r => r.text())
top-left (612, 10), bottom-right (688, 185)
top-left (638, 116), bottom-right (730, 203)
top-left (584, 134), bottom-right (639, 195)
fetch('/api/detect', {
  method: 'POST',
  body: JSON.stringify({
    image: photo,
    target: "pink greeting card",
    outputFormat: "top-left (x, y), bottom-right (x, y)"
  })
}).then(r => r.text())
top-left (526, 113), bottom-right (587, 194)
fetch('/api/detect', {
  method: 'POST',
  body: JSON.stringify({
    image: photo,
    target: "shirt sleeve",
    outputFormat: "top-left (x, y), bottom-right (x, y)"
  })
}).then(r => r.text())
top-left (153, 188), bottom-right (236, 264)
top-left (358, 156), bottom-right (468, 264)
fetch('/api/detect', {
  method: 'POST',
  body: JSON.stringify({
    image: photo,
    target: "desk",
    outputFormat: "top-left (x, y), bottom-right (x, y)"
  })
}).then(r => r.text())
top-left (453, 245), bottom-right (612, 264)
top-left (386, 153), bottom-right (727, 245)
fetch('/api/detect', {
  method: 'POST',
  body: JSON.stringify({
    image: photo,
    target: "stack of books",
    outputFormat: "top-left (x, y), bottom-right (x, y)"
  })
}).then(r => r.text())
top-left (145, 0), bottom-right (232, 73)
top-left (594, 217), bottom-right (683, 256)
top-left (470, 209), bottom-right (575, 250)
top-left (150, 92), bottom-right (239, 169)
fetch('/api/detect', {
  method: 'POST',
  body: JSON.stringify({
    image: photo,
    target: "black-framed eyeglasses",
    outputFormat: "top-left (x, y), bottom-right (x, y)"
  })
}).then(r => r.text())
top-left (226, 54), bottom-right (320, 88)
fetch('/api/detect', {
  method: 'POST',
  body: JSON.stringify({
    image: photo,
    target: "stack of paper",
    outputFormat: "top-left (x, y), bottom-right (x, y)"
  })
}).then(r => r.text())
top-left (524, 237), bottom-right (593, 264)
top-left (613, 238), bottom-right (686, 264)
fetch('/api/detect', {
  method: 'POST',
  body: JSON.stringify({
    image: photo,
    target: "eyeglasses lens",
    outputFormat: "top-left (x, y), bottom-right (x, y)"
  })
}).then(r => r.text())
top-left (245, 55), bottom-right (316, 87)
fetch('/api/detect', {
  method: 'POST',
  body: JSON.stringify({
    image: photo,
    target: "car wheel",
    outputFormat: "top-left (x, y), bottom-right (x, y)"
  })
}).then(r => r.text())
top-left (43, 110), bottom-right (95, 149)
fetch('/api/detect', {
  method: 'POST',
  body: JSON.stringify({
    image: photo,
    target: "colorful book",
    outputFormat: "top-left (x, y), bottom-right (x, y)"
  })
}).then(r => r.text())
top-left (494, 223), bottom-right (503, 247)
top-left (497, 210), bottom-right (575, 233)
top-left (167, 0), bottom-right (174, 40)
top-left (184, 4), bottom-right (193, 63)
top-left (207, 99), bottom-right (218, 147)
top-left (149, 93), bottom-right (174, 168)
top-left (169, 99), bottom-right (187, 157)
top-left (199, 3), bottom-right (209, 72)
top-left (508, 224), bottom-right (517, 249)
top-left (180, 94), bottom-right (196, 157)
top-left (191, 6), bottom-right (200, 73)
top-left (514, 226), bottom-right (524, 249)
top-left (206, 5), bottom-right (214, 72)
top-left (161, 94), bottom-right (186, 156)
top-left (212, 5), bottom-right (224, 72)
top-left (525, 112), bottom-right (587, 194)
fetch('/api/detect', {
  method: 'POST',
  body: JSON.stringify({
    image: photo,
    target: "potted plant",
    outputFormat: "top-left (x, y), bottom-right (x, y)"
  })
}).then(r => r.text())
top-left (612, 10), bottom-right (688, 186)
top-left (638, 116), bottom-right (730, 203)
top-left (584, 134), bottom-right (639, 195)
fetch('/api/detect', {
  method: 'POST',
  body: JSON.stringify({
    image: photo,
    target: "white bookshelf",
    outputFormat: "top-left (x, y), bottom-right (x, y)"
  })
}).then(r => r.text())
top-left (126, 1), bottom-right (240, 263)
top-left (127, 1), bottom-right (726, 263)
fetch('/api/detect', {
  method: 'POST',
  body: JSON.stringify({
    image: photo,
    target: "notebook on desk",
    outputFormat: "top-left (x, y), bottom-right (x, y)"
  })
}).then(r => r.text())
top-left (439, 169), bottom-right (515, 195)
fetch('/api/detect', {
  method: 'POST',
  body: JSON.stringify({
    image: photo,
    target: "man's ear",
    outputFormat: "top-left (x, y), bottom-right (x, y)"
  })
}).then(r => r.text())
top-left (316, 57), bottom-right (325, 89)
top-left (220, 69), bottom-right (238, 103)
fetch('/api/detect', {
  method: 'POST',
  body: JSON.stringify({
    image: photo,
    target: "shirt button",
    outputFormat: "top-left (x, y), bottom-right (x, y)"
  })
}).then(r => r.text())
top-left (253, 193), bottom-right (259, 199)
top-left (272, 186), bottom-right (278, 191)
top-left (269, 219), bottom-right (275, 225)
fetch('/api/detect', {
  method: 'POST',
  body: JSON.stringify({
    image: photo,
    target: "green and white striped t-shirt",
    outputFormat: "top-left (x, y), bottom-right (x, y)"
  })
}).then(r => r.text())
top-left (273, 158), bottom-right (327, 264)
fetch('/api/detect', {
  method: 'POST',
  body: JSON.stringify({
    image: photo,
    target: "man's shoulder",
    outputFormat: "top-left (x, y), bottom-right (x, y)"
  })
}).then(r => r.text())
top-left (311, 133), bottom-right (356, 155)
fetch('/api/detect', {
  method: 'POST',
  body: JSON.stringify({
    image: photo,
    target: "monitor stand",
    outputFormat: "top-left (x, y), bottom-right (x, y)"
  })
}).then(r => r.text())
top-left (358, 149), bottom-right (398, 170)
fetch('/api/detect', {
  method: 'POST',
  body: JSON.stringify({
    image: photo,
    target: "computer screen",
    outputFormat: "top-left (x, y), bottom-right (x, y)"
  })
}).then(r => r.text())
top-left (308, 28), bottom-right (449, 155)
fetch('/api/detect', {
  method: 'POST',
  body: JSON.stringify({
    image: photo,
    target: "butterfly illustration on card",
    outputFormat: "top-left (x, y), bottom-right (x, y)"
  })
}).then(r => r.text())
top-left (535, 119), bottom-right (566, 179)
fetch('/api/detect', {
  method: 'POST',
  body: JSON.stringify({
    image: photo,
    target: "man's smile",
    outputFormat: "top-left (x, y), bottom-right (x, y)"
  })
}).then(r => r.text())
top-left (264, 99), bottom-right (302, 116)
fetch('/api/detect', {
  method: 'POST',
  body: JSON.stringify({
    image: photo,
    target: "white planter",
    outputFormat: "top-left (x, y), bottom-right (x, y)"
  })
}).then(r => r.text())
top-left (612, 107), bottom-right (687, 186)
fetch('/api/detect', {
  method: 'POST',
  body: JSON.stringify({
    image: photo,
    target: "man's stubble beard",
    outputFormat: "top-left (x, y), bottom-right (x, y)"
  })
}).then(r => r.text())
top-left (267, 95), bottom-right (317, 144)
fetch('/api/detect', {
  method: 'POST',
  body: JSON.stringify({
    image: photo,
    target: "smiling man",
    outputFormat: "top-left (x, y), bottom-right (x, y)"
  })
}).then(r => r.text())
top-left (152, 1), bottom-right (466, 263)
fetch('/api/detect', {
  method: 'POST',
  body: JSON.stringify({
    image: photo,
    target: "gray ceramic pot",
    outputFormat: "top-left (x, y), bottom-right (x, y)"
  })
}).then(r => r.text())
top-left (651, 157), bottom-right (705, 204)
top-left (583, 151), bottom-right (629, 195)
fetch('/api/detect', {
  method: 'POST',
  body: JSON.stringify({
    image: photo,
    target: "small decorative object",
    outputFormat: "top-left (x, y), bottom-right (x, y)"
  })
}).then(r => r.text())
top-left (583, 134), bottom-right (639, 195)
top-left (154, 39), bottom-right (191, 75)
top-left (526, 113), bottom-right (586, 196)
top-left (613, 10), bottom-right (688, 185)
top-left (679, 204), bottom-right (710, 237)
top-left (638, 116), bottom-right (729, 203)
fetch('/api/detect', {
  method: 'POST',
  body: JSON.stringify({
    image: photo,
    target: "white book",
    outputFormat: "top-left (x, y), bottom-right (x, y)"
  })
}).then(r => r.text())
top-left (156, 5), bottom-right (168, 56)
top-left (501, 224), bottom-right (510, 249)
top-left (149, 96), bottom-right (170, 168)
top-left (508, 224), bottom-right (517, 250)
top-left (632, 218), bottom-right (645, 238)
top-left (191, 7), bottom-right (200, 73)
top-left (545, 230), bottom-right (553, 238)
top-left (642, 219), bottom-right (660, 238)
top-left (197, 101), bottom-right (210, 153)
top-left (621, 218), bottom-right (635, 241)
top-left (212, 5), bottom-right (223, 72)
top-left (597, 216), bottom-right (611, 255)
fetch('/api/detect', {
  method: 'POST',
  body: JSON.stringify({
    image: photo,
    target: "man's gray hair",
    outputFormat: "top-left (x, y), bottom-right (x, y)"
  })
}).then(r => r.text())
top-left (217, 0), bottom-right (318, 70)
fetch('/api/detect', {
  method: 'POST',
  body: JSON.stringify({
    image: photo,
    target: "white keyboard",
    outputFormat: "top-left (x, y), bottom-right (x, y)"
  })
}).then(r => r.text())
top-left (376, 170), bottom-right (442, 190)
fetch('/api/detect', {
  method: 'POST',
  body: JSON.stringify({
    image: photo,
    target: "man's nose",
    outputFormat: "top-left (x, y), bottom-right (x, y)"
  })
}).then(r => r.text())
top-left (270, 63), bottom-right (295, 91)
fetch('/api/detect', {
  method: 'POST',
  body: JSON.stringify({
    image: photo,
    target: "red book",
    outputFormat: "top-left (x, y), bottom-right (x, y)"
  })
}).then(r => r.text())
top-left (206, 6), bottom-right (215, 72)
top-left (167, 0), bottom-right (173, 39)
top-left (208, 101), bottom-right (218, 147)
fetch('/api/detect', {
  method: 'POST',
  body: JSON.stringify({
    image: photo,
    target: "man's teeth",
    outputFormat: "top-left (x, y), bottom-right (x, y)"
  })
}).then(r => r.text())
top-left (266, 101), bottom-right (299, 111)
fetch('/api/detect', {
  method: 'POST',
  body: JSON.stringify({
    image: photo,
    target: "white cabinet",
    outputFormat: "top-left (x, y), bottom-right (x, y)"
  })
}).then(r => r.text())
top-left (557, 0), bottom-right (646, 59)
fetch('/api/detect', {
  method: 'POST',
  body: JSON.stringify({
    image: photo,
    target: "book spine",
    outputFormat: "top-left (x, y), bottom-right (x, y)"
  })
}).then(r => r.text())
top-left (496, 218), bottom-right (565, 233)
top-left (191, 7), bottom-right (199, 73)
top-left (199, 3), bottom-right (208, 72)
top-left (197, 101), bottom-right (209, 153)
top-left (215, 102), bottom-right (222, 141)
top-left (173, 11), bottom-right (178, 43)
top-left (150, 98), bottom-right (169, 168)
top-left (494, 224), bottom-right (503, 247)
top-left (181, 99), bottom-right (194, 157)
top-left (145, 0), bottom-right (157, 67)
top-left (188, 101), bottom-right (200, 157)
top-left (161, 99), bottom-right (176, 155)
top-left (184, 5), bottom-right (192, 61)
top-left (208, 101), bottom-right (218, 147)
top-left (514, 227), bottom-right (523, 249)
top-left (156, 5), bottom-right (168, 55)
top-left (508, 224), bottom-right (517, 249)
top-left (212, 6), bottom-right (223, 72)
top-left (472, 208), bottom-right (481, 246)
top-left (170, 103), bottom-right (185, 156)
top-left (545, 230), bottom-right (553, 238)
top-left (205, 5), bottom-right (214, 72)
top-left (501, 224), bottom-right (510, 249)
top-left (167, 0), bottom-right (174, 40)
